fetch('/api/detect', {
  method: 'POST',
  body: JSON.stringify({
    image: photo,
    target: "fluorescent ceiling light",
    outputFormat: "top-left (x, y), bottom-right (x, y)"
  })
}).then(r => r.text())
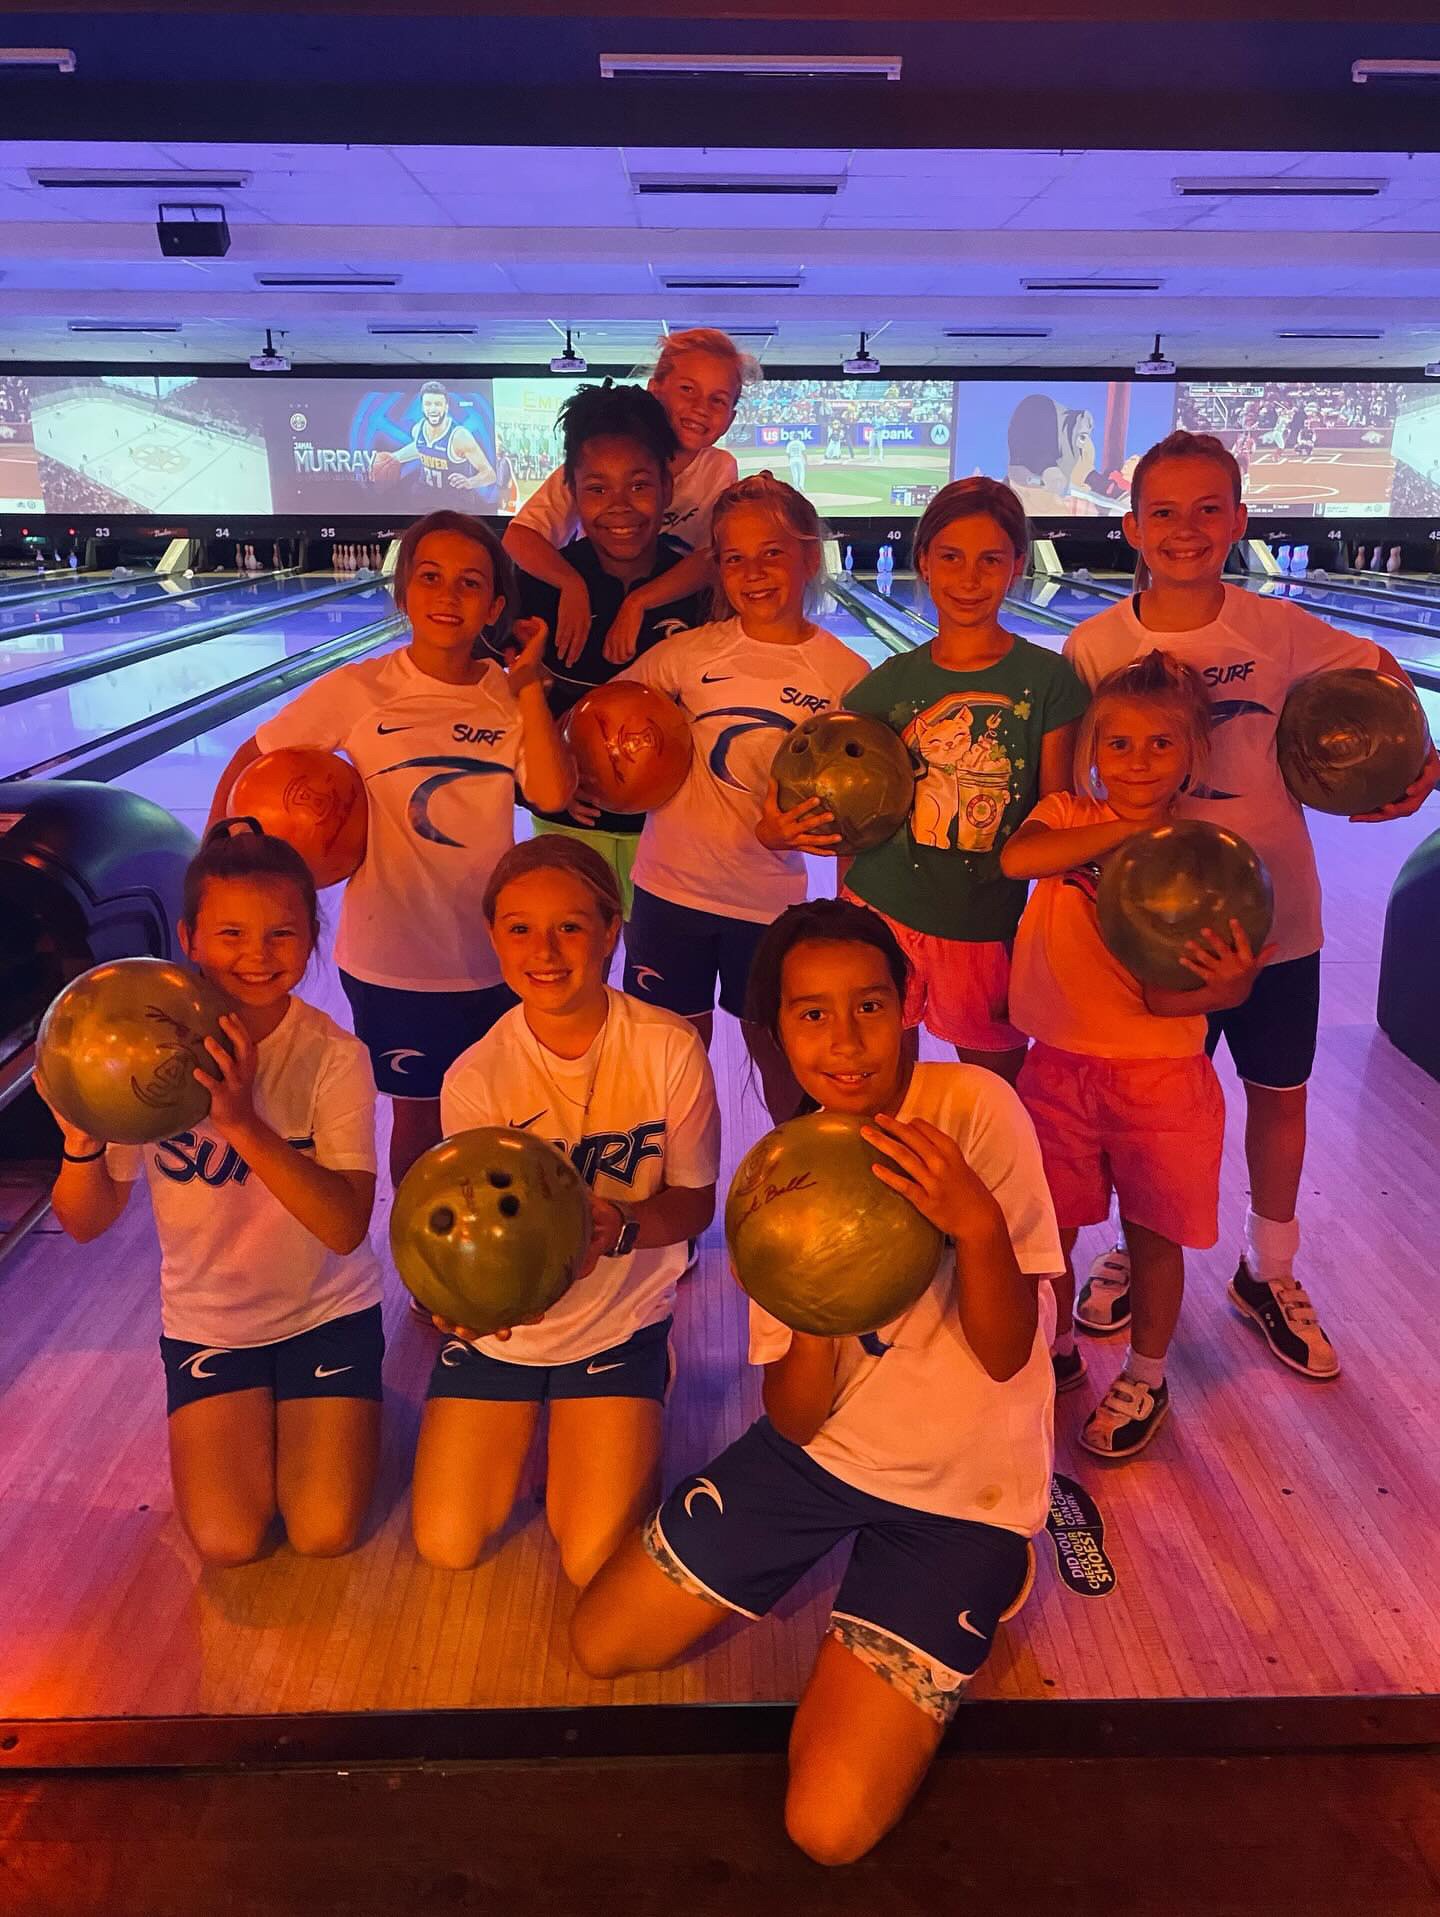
top-left (367, 323), bottom-right (477, 337)
top-left (602, 52), bottom-right (901, 81)
top-left (944, 327), bottom-right (1052, 339)
top-left (255, 274), bottom-right (401, 289)
top-left (67, 320), bottom-right (183, 334)
top-left (0, 47), bottom-right (75, 72)
top-left (634, 175), bottom-right (842, 197)
top-left (1022, 278), bottom-right (1162, 293)
top-left (659, 274), bottom-right (803, 291)
top-left (1352, 59), bottom-right (1440, 84)
top-left (1174, 175), bottom-right (1386, 198)
top-left (1275, 328), bottom-right (1384, 340)
top-left (31, 168), bottom-right (250, 189)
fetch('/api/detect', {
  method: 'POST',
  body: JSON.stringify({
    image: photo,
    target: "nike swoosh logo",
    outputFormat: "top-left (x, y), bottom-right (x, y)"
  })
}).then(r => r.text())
top-left (314, 1364), bottom-right (354, 1379)
top-left (586, 1360), bottom-right (625, 1374)
top-left (376, 723), bottom-right (413, 735)
top-left (509, 1110), bottom-right (546, 1130)
top-left (956, 1610), bottom-right (986, 1639)
top-left (700, 672), bottom-right (730, 684)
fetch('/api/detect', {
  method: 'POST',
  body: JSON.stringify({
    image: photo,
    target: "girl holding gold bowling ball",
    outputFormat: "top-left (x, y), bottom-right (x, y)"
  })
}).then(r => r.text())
top-left (410, 837), bottom-right (719, 1589)
top-left (1003, 651), bottom-right (1272, 1458)
top-left (573, 898), bottom-right (1062, 1867)
top-left (619, 473), bottom-right (869, 1118)
top-left (206, 511), bottom-right (576, 1188)
top-left (44, 825), bottom-right (385, 1566)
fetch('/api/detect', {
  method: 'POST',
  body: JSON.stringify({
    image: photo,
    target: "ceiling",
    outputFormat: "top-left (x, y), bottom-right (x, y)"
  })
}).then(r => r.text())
top-left (2, 141), bottom-right (1438, 372)
top-left (2, 4), bottom-right (1439, 375)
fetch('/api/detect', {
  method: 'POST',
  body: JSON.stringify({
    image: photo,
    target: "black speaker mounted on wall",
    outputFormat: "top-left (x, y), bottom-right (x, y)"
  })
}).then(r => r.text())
top-left (156, 201), bottom-right (231, 258)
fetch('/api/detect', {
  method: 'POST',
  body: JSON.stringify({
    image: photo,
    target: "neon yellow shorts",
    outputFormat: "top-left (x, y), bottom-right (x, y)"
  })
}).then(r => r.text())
top-left (530, 816), bottom-right (640, 920)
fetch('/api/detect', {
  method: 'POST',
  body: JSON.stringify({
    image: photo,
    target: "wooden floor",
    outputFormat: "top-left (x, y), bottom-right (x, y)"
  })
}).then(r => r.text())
top-left (2, 805), bottom-right (1439, 1724)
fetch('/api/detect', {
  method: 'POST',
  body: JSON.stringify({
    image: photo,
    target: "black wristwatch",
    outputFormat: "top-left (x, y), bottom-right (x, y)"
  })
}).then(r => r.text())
top-left (608, 1204), bottom-right (640, 1258)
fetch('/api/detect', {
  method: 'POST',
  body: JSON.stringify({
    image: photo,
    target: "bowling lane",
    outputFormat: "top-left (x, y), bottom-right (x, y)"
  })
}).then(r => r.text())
top-left (1233, 579), bottom-right (1440, 673)
top-left (0, 573), bottom-right (361, 684)
top-left (0, 572), bottom-right (180, 627)
top-left (0, 584), bottom-right (396, 781)
top-left (859, 571), bottom-right (1080, 647)
top-left (823, 594), bottom-right (906, 669)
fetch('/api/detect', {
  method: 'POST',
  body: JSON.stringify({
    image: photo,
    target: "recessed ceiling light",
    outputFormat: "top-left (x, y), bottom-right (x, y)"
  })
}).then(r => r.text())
top-left (944, 327), bottom-right (1053, 339)
top-left (1352, 59), bottom-right (1440, 84)
top-left (366, 323), bottom-right (478, 337)
top-left (1174, 176), bottom-right (1387, 198)
top-left (67, 320), bottom-right (183, 334)
top-left (658, 274), bottom-right (804, 291)
top-left (31, 167), bottom-right (250, 189)
top-left (602, 52), bottom-right (901, 81)
top-left (254, 273), bottom-right (402, 289)
top-left (634, 175), bottom-right (842, 197)
top-left (0, 47), bottom-right (75, 72)
top-left (1022, 278), bottom-right (1163, 293)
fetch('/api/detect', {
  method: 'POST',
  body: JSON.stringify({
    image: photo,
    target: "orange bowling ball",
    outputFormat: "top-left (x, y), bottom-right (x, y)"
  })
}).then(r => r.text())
top-left (564, 683), bottom-right (693, 812)
top-left (230, 747), bottom-right (368, 887)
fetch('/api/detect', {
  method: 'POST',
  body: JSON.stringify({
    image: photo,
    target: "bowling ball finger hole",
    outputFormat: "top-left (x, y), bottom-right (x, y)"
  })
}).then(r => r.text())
top-left (844, 742), bottom-right (863, 757)
top-left (429, 1206), bottom-right (456, 1234)
top-left (498, 1195), bottom-right (521, 1218)
top-left (487, 1171), bottom-right (512, 1189)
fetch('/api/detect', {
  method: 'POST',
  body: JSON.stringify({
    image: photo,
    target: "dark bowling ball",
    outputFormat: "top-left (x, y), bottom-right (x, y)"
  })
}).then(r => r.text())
top-left (770, 711), bottom-right (918, 853)
top-left (390, 1126), bottom-right (592, 1335)
top-left (1096, 819), bottom-right (1274, 993)
top-left (1277, 668), bottom-right (1429, 816)
top-left (725, 1110), bottom-right (945, 1337)
top-left (36, 957), bottom-right (232, 1145)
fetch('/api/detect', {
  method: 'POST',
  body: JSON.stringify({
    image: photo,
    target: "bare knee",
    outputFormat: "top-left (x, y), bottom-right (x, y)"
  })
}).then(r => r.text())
top-left (784, 1778), bottom-right (883, 1868)
top-left (558, 1534), bottom-right (614, 1593)
top-left (570, 1594), bottom-right (643, 1679)
top-left (285, 1504), bottom-right (364, 1558)
top-left (186, 1511), bottom-right (273, 1568)
top-left (411, 1508), bottom-right (496, 1571)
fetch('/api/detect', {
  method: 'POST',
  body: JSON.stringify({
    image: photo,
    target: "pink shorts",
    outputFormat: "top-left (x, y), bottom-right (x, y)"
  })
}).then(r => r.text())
top-left (1016, 1042), bottom-right (1224, 1250)
top-left (841, 890), bottom-right (1023, 1054)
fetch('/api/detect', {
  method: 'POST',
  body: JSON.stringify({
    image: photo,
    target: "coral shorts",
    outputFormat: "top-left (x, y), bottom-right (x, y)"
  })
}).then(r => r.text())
top-left (1017, 1041), bottom-right (1224, 1250)
top-left (841, 890), bottom-right (1022, 1053)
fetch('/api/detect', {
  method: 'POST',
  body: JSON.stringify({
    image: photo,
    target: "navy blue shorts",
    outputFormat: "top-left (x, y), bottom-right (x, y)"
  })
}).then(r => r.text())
top-left (339, 971), bottom-right (517, 1099)
top-left (1206, 950), bottom-right (1321, 1090)
top-left (623, 886), bottom-right (769, 1020)
top-left (646, 1418), bottom-right (1032, 1722)
top-left (425, 1315), bottom-right (674, 1405)
top-left (160, 1304), bottom-right (385, 1417)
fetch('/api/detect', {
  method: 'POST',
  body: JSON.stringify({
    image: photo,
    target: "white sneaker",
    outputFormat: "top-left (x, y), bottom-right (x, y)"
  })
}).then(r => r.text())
top-left (1076, 1246), bottom-right (1132, 1334)
top-left (1080, 1374), bottom-right (1170, 1459)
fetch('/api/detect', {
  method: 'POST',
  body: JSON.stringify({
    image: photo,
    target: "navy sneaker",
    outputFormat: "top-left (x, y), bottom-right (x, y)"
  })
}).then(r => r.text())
top-left (1228, 1260), bottom-right (1340, 1379)
top-left (1051, 1346), bottom-right (1089, 1394)
top-left (1080, 1373), bottom-right (1170, 1458)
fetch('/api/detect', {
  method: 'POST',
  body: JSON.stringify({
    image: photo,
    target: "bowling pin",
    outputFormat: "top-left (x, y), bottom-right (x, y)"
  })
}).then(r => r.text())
top-left (1277, 543), bottom-right (1291, 574)
top-left (1388, 545), bottom-right (1403, 574)
top-left (1371, 544), bottom-right (1385, 570)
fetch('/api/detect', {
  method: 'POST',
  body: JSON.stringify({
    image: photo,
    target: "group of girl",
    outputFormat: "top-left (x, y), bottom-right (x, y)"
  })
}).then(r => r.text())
top-left (43, 328), bottom-right (1437, 1865)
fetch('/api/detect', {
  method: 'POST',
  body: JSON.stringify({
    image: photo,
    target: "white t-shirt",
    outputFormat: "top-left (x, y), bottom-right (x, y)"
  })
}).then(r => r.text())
top-left (255, 647), bottom-right (530, 990)
top-left (107, 997), bottom-right (382, 1348)
top-left (623, 618), bottom-right (869, 923)
top-left (439, 987), bottom-right (721, 1365)
top-left (513, 445), bottom-right (739, 554)
top-left (748, 1064), bottom-right (1061, 1535)
top-left (1065, 588), bottom-right (1378, 963)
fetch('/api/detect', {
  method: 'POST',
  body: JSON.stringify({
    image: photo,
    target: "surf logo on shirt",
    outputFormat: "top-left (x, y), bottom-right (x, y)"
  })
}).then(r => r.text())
top-left (559, 1121), bottom-right (667, 1189)
top-left (779, 687), bottom-right (831, 713)
top-left (151, 1132), bottom-right (316, 1188)
top-left (1185, 662), bottom-right (1272, 803)
top-left (701, 706), bottom-right (797, 791)
top-left (371, 752), bottom-right (514, 846)
top-left (905, 693), bottom-right (1019, 855)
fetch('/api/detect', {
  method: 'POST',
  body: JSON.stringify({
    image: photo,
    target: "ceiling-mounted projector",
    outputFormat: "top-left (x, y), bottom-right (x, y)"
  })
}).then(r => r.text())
top-left (1134, 333), bottom-right (1176, 378)
top-left (1425, 361), bottom-right (1440, 379)
top-left (249, 327), bottom-right (290, 372)
top-left (550, 328), bottom-right (587, 374)
top-left (842, 331), bottom-right (881, 376)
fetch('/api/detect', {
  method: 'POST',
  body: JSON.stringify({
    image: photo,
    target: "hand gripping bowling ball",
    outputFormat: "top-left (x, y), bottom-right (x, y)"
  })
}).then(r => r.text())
top-left (564, 683), bottom-right (692, 812)
top-left (725, 1110), bottom-right (945, 1338)
top-left (230, 747), bottom-right (368, 887)
top-left (1096, 819), bottom-right (1274, 993)
top-left (1276, 668), bottom-right (1429, 816)
top-left (770, 711), bottom-right (919, 854)
top-left (35, 958), bottom-right (232, 1145)
top-left (390, 1126), bottom-right (592, 1336)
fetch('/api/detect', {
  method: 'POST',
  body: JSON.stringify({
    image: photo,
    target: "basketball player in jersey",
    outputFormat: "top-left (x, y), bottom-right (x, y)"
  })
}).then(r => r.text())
top-left (374, 382), bottom-right (499, 505)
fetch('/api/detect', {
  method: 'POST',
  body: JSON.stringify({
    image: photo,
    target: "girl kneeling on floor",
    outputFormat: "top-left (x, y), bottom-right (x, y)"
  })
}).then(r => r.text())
top-left (410, 836), bottom-right (719, 1590)
top-left (571, 897), bottom-right (1061, 1866)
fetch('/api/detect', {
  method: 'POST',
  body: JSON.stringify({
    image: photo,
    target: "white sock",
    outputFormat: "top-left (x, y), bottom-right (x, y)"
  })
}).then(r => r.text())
top-left (1125, 1348), bottom-right (1166, 1391)
top-left (1052, 1331), bottom-right (1076, 1359)
top-left (1245, 1208), bottom-right (1300, 1283)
